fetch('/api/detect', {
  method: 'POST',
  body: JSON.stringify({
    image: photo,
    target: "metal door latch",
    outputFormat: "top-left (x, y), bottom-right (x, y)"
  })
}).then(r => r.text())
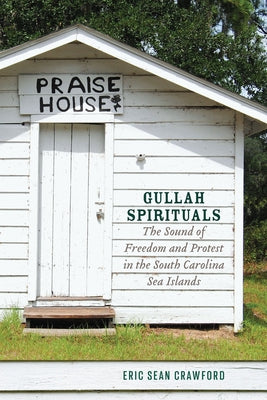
top-left (96, 209), bottom-right (104, 220)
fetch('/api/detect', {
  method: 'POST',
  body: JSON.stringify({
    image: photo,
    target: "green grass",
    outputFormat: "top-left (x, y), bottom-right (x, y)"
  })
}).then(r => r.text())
top-left (0, 273), bottom-right (266, 360)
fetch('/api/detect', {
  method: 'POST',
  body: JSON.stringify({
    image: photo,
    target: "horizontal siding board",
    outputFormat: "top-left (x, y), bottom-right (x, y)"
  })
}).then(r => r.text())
top-left (0, 108), bottom-right (30, 123)
top-left (112, 273), bottom-right (233, 290)
top-left (124, 75), bottom-right (187, 91)
top-left (0, 76), bottom-right (17, 91)
top-left (0, 227), bottom-right (28, 242)
top-left (0, 293), bottom-right (28, 308)
top-left (0, 243), bottom-right (28, 258)
top-left (0, 92), bottom-right (19, 107)
top-left (112, 290), bottom-right (234, 306)
top-left (124, 91), bottom-right (217, 107)
top-left (114, 174), bottom-right (234, 190)
top-left (113, 189), bottom-right (235, 206)
top-left (114, 123), bottom-right (234, 140)
top-left (114, 140), bottom-right (234, 157)
top-left (0, 210), bottom-right (28, 226)
top-left (0, 160), bottom-right (29, 175)
top-left (115, 108), bottom-right (235, 124)
top-left (113, 240), bottom-right (233, 257)
top-left (114, 157), bottom-right (234, 173)
top-left (0, 124), bottom-right (30, 142)
top-left (112, 257), bottom-right (234, 274)
top-left (0, 193), bottom-right (29, 209)
top-left (113, 207), bottom-right (234, 223)
top-left (0, 260), bottom-right (28, 275)
top-left (0, 276), bottom-right (28, 292)
top-left (0, 177), bottom-right (29, 192)
top-left (113, 224), bottom-right (234, 240)
top-left (2, 59), bottom-right (146, 75)
top-left (0, 143), bottom-right (29, 158)
top-left (114, 307), bottom-right (234, 324)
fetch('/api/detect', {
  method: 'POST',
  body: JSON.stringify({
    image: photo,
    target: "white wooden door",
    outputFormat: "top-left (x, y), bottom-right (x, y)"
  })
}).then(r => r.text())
top-left (38, 124), bottom-right (105, 298)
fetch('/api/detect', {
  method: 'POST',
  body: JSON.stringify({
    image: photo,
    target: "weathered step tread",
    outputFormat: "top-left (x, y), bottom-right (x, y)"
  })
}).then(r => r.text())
top-left (23, 306), bottom-right (115, 319)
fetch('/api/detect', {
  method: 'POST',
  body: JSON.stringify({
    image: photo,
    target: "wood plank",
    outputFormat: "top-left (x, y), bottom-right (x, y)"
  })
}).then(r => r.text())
top-left (87, 125), bottom-right (105, 296)
top-left (113, 240), bottom-right (233, 257)
top-left (112, 273), bottom-right (234, 290)
top-left (114, 307), bottom-right (234, 324)
top-left (0, 108), bottom-right (30, 123)
top-left (0, 260), bottom-right (28, 275)
top-left (115, 108), bottom-right (235, 124)
top-left (0, 243), bottom-right (28, 259)
top-left (0, 293), bottom-right (28, 308)
top-left (113, 207), bottom-right (234, 223)
top-left (114, 173), bottom-right (234, 190)
top-left (113, 189), bottom-right (235, 207)
top-left (0, 143), bottom-right (29, 158)
top-left (0, 160), bottom-right (29, 175)
top-left (114, 140), bottom-right (234, 157)
top-left (113, 224), bottom-right (234, 240)
top-left (112, 256), bottom-right (234, 274)
top-left (0, 276), bottom-right (28, 292)
top-left (124, 91), bottom-right (217, 107)
top-left (0, 210), bottom-right (28, 226)
top-left (114, 156), bottom-right (234, 173)
top-left (0, 124), bottom-right (30, 142)
top-left (52, 124), bottom-right (71, 296)
top-left (38, 124), bottom-right (54, 297)
top-left (69, 124), bottom-right (89, 296)
top-left (23, 306), bottom-right (115, 319)
top-left (0, 193), bottom-right (29, 209)
top-left (0, 177), bottom-right (29, 192)
top-left (0, 227), bottom-right (28, 242)
top-left (112, 290), bottom-right (234, 307)
top-left (114, 123), bottom-right (234, 140)
top-left (0, 76), bottom-right (17, 91)
top-left (124, 75), bottom-right (186, 91)
top-left (0, 92), bottom-right (19, 107)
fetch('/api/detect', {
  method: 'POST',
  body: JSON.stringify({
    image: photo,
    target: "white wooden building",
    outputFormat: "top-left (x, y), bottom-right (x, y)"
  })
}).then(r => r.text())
top-left (0, 25), bottom-right (266, 332)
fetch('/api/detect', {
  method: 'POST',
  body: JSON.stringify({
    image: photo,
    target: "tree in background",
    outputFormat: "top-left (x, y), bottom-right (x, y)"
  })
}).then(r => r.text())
top-left (0, 0), bottom-right (266, 262)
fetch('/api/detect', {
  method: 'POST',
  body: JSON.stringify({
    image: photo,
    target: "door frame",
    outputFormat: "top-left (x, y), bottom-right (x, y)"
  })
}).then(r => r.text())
top-left (28, 114), bottom-right (114, 302)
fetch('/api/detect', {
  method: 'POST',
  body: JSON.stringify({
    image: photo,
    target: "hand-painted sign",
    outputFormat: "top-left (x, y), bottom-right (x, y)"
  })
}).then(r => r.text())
top-left (18, 74), bottom-right (123, 114)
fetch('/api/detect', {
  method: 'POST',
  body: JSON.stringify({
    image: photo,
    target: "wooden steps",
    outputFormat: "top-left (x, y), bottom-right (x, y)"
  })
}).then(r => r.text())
top-left (24, 306), bottom-right (115, 320)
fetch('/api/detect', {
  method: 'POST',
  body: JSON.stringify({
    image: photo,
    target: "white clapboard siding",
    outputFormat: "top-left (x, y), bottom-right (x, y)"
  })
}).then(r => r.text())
top-left (114, 207), bottom-right (234, 223)
top-left (113, 240), bottom-right (233, 257)
top-left (114, 123), bottom-right (234, 140)
top-left (115, 108), bottom-right (235, 124)
top-left (3, 59), bottom-right (145, 75)
top-left (0, 76), bottom-right (17, 91)
top-left (113, 190), bottom-right (235, 206)
top-left (114, 174), bottom-right (234, 190)
top-left (0, 160), bottom-right (29, 175)
top-left (0, 193), bottom-right (29, 209)
top-left (0, 276), bottom-right (28, 292)
top-left (0, 92), bottom-right (19, 107)
top-left (0, 227), bottom-right (28, 242)
top-left (124, 91), bottom-right (217, 107)
top-left (0, 109), bottom-right (30, 124)
top-left (112, 257), bottom-right (234, 274)
top-left (0, 260), bottom-right (28, 276)
top-left (0, 393), bottom-right (265, 400)
top-left (0, 177), bottom-right (29, 192)
top-left (0, 211), bottom-right (28, 226)
top-left (112, 273), bottom-right (233, 290)
top-left (34, 43), bottom-right (115, 59)
top-left (124, 75), bottom-right (188, 91)
top-left (113, 224), bottom-right (234, 240)
top-left (112, 290), bottom-right (234, 306)
top-left (0, 244), bottom-right (28, 259)
top-left (114, 307), bottom-right (234, 324)
top-left (114, 140), bottom-right (234, 157)
top-left (114, 157), bottom-right (234, 173)
top-left (0, 124), bottom-right (30, 142)
top-left (0, 293), bottom-right (28, 308)
top-left (0, 143), bottom-right (29, 158)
